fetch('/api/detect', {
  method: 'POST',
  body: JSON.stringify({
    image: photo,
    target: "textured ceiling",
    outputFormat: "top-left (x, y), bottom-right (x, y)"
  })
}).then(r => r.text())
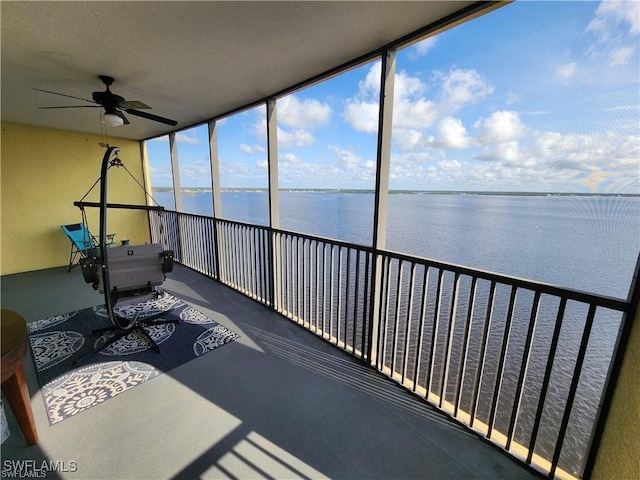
top-left (1, 1), bottom-right (487, 140)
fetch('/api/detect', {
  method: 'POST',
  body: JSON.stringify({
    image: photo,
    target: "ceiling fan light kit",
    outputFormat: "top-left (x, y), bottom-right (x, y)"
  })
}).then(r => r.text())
top-left (101, 113), bottom-right (124, 127)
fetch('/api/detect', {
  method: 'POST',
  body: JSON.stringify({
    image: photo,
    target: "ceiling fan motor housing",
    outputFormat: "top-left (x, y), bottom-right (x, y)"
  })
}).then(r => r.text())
top-left (92, 91), bottom-right (125, 106)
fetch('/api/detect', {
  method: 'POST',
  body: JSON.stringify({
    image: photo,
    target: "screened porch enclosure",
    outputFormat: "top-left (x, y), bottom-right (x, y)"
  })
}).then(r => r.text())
top-left (140, 4), bottom-right (639, 476)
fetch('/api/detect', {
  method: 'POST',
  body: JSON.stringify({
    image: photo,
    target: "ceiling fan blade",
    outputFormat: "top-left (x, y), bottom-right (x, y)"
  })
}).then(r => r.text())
top-left (33, 88), bottom-right (96, 104)
top-left (39, 105), bottom-right (101, 109)
top-left (125, 109), bottom-right (177, 126)
top-left (117, 100), bottom-right (151, 109)
top-left (115, 110), bottom-right (130, 125)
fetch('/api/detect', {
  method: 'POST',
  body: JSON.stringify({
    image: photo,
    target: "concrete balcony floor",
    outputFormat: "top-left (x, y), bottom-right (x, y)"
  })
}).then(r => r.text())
top-left (1, 264), bottom-right (540, 480)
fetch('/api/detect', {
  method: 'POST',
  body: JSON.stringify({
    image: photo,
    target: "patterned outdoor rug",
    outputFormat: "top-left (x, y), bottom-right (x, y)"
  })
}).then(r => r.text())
top-left (27, 291), bottom-right (239, 425)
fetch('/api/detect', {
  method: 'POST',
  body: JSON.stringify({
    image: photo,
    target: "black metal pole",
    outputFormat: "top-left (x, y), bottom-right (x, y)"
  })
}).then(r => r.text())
top-left (99, 146), bottom-right (121, 330)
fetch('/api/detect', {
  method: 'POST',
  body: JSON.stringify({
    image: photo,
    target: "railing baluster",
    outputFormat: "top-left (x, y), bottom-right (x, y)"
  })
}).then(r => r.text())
top-left (289, 234), bottom-right (295, 318)
top-left (344, 247), bottom-right (352, 350)
top-left (487, 286), bottom-right (518, 441)
top-left (228, 223), bottom-right (235, 286)
top-left (402, 262), bottom-right (417, 385)
top-left (221, 222), bottom-right (229, 283)
top-left (360, 252), bottom-right (373, 358)
top-left (252, 227), bottom-right (257, 298)
top-left (321, 242), bottom-right (327, 337)
top-left (305, 239), bottom-right (311, 329)
top-left (378, 255), bottom-right (390, 372)
top-left (260, 228), bottom-right (267, 302)
top-left (301, 237), bottom-right (306, 324)
top-left (329, 244), bottom-right (336, 342)
top-left (391, 260), bottom-right (404, 376)
top-left (470, 280), bottom-right (497, 429)
top-left (506, 290), bottom-right (541, 451)
top-left (550, 303), bottom-right (598, 477)
top-left (239, 225), bottom-right (245, 292)
top-left (307, 239), bottom-right (312, 327)
top-left (337, 245), bottom-right (343, 342)
top-left (440, 272), bottom-right (461, 409)
top-left (427, 269), bottom-right (445, 400)
top-left (528, 298), bottom-right (566, 466)
top-left (313, 240), bottom-right (319, 333)
top-left (455, 276), bottom-right (477, 417)
top-left (352, 249), bottom-right (361, 354)
top-left (276, 232), bottom-right (283, 311)
top-left (234, 224), bottom-right (241, 288)
top-left (293, 236), bottom-right (298, 321)
top-left (412, 266), bottom-right (430, 395)
top-left (297, 237), bottom-right (302, 323)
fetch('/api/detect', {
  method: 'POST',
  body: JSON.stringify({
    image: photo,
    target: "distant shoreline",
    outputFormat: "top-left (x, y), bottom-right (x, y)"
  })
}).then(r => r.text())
top-left (152, 187), bottom-right (639, 197)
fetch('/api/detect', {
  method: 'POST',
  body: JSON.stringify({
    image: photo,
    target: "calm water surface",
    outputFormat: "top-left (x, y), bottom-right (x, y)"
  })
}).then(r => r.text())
top-left (163, 190), bottom-right (639, 299)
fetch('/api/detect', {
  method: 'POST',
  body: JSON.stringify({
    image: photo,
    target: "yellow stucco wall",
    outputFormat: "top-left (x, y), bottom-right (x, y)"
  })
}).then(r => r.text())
top-left (591, 301), bottom-right (640, 479)
top-left (1, 122), bottom-right (150, 275)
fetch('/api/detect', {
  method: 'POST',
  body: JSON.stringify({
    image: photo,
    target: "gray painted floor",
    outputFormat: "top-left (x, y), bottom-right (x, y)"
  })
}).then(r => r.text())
top-left (1, 265), bottom-right (541, 480)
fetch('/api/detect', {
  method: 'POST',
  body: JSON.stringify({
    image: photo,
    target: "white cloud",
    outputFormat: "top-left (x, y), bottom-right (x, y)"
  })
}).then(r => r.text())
top-left (556, 62), bottom-right (578, 80)
top-left (274, 147), bottom-right (376, 188)
top-left (278, 95), bottom-right (332, 128)
top-left (336, 149), bottom-right (361, 170)
top-left (477, 141), bottom-right (523, 164)
top-left (357, 62), bottom-right (382, 98)
top-left (330, 146), bottom-right (376, 183)
top-left (587, 0), bottom-right (640, 41)
top-left (176, 132), bottom-right (200, 145)
top-left (277, 127), bottom-right (315, 148)
top-left (587, 0), bottom-right (639, 67)
top-left (219, 159), bottom-right (255, 177)
top-left (414, 37), bottom-right (438, 56)
top-left (395, 68), bottom-right (428, 99)
top-left (239, 144), bottom-right (265, 154)
top-left (344, 63), bottom-right (492, 137)
top-left (609, 45), bottom-right (636, 66)
top-left (342, 100), bottom-right (379, 133)
top-left (436, 68), bottom-right (494, 114)
top-left (433, 117), bottom-right (470, 149)
top-left (505, 91), bottom-right (520, 105)
top-left (280, 152), bottom-right (307, 169)
top-left (178, 159), bottom-right (213, 182)
top-left (438, 159), bottom-right (462, 176)
top-left (394, 67), bottom-right (492, 128)
top-left (465, 127), bottom-right (640, 192)
top-left (474, 111), bottom-right (525, 145)
top-left (392, 128), bottom-right (428, 153)
top-left (148, 165), bottom-right (173, 184)
top-left (394, 96), bottom-right (438, 130)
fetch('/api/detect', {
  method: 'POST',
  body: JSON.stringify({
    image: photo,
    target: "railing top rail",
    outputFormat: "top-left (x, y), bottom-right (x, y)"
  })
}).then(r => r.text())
top-left (380, 248), bottom-right (630, 313)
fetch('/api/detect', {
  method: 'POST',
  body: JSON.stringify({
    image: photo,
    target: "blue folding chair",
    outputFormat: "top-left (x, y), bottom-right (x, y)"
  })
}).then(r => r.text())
top-left (61, 223), bottom-right (115, 271)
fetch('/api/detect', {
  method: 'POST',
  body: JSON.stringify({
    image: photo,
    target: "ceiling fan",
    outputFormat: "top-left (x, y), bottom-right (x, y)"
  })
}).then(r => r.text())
top-left (35, 75), bottom-right (178, 127)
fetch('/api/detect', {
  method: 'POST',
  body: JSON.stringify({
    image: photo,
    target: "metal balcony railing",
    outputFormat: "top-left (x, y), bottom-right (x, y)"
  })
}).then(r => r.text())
top-left (148, 209), bottom-right (635, 480)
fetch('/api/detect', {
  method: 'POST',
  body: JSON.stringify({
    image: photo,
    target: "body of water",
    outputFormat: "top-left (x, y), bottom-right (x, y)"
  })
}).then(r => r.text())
top-left (156, 189), bottom-right (639, 299)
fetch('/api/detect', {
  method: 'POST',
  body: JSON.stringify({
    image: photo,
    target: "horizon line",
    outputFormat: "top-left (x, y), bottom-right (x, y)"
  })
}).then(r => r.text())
top-left (151, 187), bottom-right (639, 197)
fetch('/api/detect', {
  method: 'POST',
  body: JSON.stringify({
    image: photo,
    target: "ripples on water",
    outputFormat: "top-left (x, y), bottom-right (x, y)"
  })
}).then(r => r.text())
top-left (171, 190), bottom-right (638, 297)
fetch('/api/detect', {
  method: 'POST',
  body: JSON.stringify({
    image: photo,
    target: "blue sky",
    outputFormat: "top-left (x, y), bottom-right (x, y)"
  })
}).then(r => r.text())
top-left (147, 0), bottom-right (639, 194)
